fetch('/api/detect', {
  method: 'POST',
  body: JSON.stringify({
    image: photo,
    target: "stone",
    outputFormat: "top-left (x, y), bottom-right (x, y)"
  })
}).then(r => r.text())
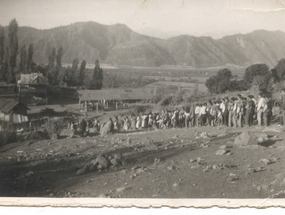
top-left (203, 166), bottom-right (211, 172)
top-left (219, 145), bottom-right (233, 150)
top-left (172, 182), bottom-right (179, 188)
top-left (257, 136), bottom-right (269, 144)
top-left (234, 131), bottom-right (255, 146)
top-left (167, 165), bottom-right (175, 171)
top-left (234, 131), bottom-right (269, 146)
top-left (228, 173), bottom-right (239, 182)
top-left (153, 158), bottom-right (161, 165)
top-left (259, 158), bottom-right (272, 165)
top-left (253, 166), bottom-right (266, 173)
top-left (94, 155), bottom-right (110, 170)
top-left (200, 132), bottom-right (209, 139)
top-left (116, 186), bottom-right (131, 193)
top-left (259, 157), bottom-right (278, 165)
top-left (25, 171), bottom-right (34, 177)
top-left (100, 120), bottom-right (114, 136)
top-left (215, 149), bottom-right (229, 156)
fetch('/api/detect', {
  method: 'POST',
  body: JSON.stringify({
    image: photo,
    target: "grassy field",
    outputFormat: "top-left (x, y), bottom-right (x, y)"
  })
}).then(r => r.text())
top-left (84, 65), bottom-right (245, 94)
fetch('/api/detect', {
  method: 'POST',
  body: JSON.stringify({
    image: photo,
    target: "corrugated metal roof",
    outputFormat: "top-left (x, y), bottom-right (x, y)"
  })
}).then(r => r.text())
top-left (78, 88), bottom-right (154, 101)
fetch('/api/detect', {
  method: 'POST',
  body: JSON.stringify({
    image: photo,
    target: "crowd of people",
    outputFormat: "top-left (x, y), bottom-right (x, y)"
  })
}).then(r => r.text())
top-left (71, 93), bottom-right (283, 136)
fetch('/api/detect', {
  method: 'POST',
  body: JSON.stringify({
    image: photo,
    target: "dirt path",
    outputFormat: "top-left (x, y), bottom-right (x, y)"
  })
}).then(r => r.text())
top-left (1, 126), bottom-right (285, 198)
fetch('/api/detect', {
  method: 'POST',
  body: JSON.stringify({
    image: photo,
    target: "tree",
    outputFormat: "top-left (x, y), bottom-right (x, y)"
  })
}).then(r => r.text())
top-left (7, 19), bottom-right (18, 83)
top-left (48, 47), bottom-right (56, 69)
top-left (89, 59), bottom-right (103, 89)
top-left (0, 26), bottom-right (5, 80)
top-left (0, 26), bottom-right (4, 66)
top-left (243, 64), bottom-right (270, 88)
top-left (79, 60), bottom-right (86, 86)
top-left (27, 43), bottom-right (33, 73)
top-left (48, 46), bottom-right (63, 85)
top-left (65, 58), bottom-right (79, 86)
top-left (205, 68), bottom-right (232, 94)
top-left (56, 46), bottom-right (63, 68)
top-left (273, 58), bottom-right (285, 81)
top-left (19, 45), bottom-right (27, 73)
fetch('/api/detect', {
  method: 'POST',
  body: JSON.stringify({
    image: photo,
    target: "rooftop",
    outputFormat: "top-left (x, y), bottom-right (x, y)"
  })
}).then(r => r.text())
top-left (78, 88), bottom-right (154, 101)
top-left (0, 98), bottom-right (28, 114)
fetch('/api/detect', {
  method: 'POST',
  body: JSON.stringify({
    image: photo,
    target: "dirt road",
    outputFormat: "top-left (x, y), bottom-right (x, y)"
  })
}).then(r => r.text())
top-left (1, 125), bottom-right (285, 198)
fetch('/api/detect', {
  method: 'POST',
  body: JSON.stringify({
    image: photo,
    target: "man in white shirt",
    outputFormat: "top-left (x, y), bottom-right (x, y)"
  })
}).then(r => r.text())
top-left (257, 94), bottom-right (266, 126)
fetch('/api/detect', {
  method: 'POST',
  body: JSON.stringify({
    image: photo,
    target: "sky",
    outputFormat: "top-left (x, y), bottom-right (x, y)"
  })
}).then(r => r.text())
top-left (1, 0), bottom-right (285, 38)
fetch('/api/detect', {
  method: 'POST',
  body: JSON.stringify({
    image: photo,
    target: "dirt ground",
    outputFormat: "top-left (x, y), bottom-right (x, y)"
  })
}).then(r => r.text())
top-left (1, 125), bottom-right (285, 198)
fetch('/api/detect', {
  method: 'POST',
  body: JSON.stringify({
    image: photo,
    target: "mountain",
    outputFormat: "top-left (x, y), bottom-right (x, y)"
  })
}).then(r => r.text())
top-left (16, 21), bottom-right (285, 67)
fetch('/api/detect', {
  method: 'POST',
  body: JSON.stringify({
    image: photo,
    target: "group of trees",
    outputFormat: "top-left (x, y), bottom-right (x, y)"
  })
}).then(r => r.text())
top-left (206, 59), bottom-right (285, 95)
top-left (0, 18), bottom-right (104, 90)
top-left (0, 19), bottom-right (32, 83)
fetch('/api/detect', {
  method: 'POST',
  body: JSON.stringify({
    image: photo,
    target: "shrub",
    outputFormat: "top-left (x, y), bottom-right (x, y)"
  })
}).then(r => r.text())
top-left (0, 131), bottom-right (17, 145)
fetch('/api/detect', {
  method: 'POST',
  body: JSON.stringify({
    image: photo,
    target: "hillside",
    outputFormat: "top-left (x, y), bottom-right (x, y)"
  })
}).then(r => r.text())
top-left (16, 22), bottom-right (285, 67)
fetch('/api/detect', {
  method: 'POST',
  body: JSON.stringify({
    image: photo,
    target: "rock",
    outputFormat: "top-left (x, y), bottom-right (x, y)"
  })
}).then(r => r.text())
top-left (257, 136), bottom-right (269, 144)
top-left (136, 167), bottom-right (145, 174)
top-left (219, 145), bottom-right (233, 150)
top-left (259, 158), bottom-right (272, 165)
top-left (109, 153), bottom-right (123, 167)
top-left (253, 166), bottom-right (266, 173)
top-left (262, 126), bottom-right (283, 133)
top-left (201, 143), bottom-right (209, 148)
top-left (234, 131), bottom-right (254, 146)
top-left (200, 132), bottom-right (209, 139)
top-left (172, 182), bottom-right (179, 188)
top-left (76, 154), bottom-right (110, 175)
top-left (76, 166), bottom-right (87, 175)
top-left (110, 158), bottom-right (120, 167)
top-left (167, 165), bottom-right (175, 171)
top-left (153, 158), bottom-right (161, 165)
top-left (94, 154), bottom-right (110, 170)
top-left (203, 166), bottom-right (211, 172)
top-left (97, 193), bottom-right (107, 198)
top-left (116, 186), bottom-right (131, 193)
top-left (228, 173), bottom-right (239, 182)
top-left (259, 157), bottom-right (278, 165)
top-left (234, 131), bottom-right (269, 146)
top-left (25, 171), bottom-right (34, 177)
top-left (215, 149), bottom-right (229, 156)
top-left (100, 120), bottom-right (114, 136)
top-left (196, 157), bottom-right (204, 164)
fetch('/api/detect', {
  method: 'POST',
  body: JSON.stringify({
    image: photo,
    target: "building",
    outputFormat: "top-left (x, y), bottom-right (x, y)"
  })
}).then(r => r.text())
top-left (78, 88), bottom-right (154, 112)
top-left (0, 82), bottom-right (17, 99)
top-left (0, 98), bottom-right (29, 131)
top-left (17, 73), bottom-right (48, 105)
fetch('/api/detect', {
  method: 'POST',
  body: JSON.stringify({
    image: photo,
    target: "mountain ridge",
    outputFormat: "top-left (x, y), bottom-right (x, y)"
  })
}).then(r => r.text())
top-left (9, 21), bottom-right (285, 67)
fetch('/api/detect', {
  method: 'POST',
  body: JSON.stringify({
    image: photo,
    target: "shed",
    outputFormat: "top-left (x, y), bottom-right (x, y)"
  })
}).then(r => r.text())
top-left (78, 88), bottom-right (154, 112)
top-left (0, 98), bottom-right (29, 130)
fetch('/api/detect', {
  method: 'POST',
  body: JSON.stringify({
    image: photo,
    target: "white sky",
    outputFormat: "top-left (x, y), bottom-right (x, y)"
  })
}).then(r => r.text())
top-left (1, 0), bottom-right (285, 38)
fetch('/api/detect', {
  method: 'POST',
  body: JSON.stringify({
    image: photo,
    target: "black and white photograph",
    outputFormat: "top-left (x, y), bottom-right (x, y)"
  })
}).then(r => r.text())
top-left (1, 0), bottom-right (285, 203)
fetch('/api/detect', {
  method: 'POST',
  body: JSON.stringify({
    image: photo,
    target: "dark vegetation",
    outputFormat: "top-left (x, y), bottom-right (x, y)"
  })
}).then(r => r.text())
top-left (205, 60), bottom-right (285, 95)
top-left (0, 19), bottom-right (103, 89)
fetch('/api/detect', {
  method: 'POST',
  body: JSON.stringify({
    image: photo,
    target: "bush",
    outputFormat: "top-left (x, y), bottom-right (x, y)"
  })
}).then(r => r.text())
top-left (0, 131), bottom-right (17, 145)
top-left (159, 95), bottom-right (173, 106)
top-left (243, 64), bottom-right (270, 88)
top-left (205, 68), bottom-right (232, 94)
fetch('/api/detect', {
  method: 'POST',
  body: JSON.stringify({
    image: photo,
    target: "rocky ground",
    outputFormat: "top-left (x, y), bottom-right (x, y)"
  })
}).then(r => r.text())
top-left (1, 125), bottom-right (285, 198)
